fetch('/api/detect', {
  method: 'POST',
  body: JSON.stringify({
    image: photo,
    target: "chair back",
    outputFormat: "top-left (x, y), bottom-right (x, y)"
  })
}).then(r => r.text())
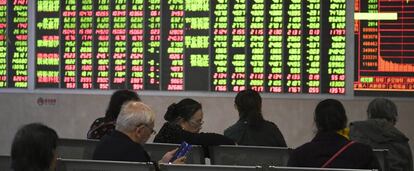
top-left (0, 155), bottom-right (12, 171)
top-left (209, 145), bottom-right (292, 166)
top-left (56, 158), bottom-right (155, 171)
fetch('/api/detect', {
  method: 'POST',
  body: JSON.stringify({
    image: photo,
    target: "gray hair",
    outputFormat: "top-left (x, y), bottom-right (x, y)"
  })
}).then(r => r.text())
top-left (367, 98), bottom-right (398, 123)
top-left (115, 101), bottom-right (155, 133)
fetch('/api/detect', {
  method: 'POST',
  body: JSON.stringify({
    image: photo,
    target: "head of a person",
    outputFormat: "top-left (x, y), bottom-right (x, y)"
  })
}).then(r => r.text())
top-left (314, 99), bottom-right (347, 133)
top-left (11, 123), bottom-right (59, 171)
top-left (234, 89), bottom-right (264, 126)
top-left (164, 98), bottom-right (203, 133)
top-left (115, 101), bottom-right (155, 144)
top-left (105, 89), bottom-right (141, 121)
top-left (367, 98), bottom-right (398, 125)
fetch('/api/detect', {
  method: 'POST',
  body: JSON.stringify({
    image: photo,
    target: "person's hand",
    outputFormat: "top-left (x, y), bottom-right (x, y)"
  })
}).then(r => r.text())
top-left (159, 148), bottom-right (186, 164)
top-left (171, 156), bottom-right (186, 164)
top-left (159, 148), bottom-right (176, 163)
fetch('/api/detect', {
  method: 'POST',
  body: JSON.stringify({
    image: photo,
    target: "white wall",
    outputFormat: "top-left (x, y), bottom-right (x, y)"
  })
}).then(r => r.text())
top-left (0, 93), bottom-right (413, 159)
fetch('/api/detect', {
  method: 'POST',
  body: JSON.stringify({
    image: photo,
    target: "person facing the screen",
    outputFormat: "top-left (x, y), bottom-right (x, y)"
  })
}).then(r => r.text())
top-left (350, 98), bottom-right (413, 171)
top-left (288, 99), bottom-right (380, 170)
top-left (224, 89), bottom-right (287, 147)
top-left (87, 89), bottom-right (141, 139)
top-left (11, 123), bottom-right (59, 171)
top-left (93, 101), bottom-right (184, 164)
top-left (154, 98), bottom-right (234, 146)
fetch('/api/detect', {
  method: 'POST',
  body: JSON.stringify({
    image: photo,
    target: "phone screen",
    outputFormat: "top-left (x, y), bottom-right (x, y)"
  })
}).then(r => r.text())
top-left (169, 141), bottom-right (192, 163)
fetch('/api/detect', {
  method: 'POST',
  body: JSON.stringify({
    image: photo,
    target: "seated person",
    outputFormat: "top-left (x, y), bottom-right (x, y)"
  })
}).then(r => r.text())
top-left (154, 98), bottom-right (234, 146)
top-left (224, 89), bottom-right (287, 147)
top-left (288, 99), bottom-right (380, 170)
top-left (93, 101), bottom-right (184, 164)
top-left (87, 89), bottom-right (140, 139)
top-left (350, 98), bottom-right (413, 171)
top-left (11, 123), bottom-right (59, 171)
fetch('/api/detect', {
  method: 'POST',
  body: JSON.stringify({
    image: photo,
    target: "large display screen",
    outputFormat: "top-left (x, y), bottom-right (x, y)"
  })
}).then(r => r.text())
top-left (0, 0), bottom-right (28, 88)
top-left (354, 0), bottom-right (414, 96)
top-left (30, 0), bottom-right (348, 94)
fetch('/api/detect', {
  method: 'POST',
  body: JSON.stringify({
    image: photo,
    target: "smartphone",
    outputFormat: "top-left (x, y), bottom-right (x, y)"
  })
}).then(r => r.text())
top-left (169, 141), bottom-right (192, 163)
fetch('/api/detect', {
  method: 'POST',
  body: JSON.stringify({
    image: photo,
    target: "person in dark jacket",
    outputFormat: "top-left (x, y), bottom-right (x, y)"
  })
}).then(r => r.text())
top-left (87, 89), bottom-right (140, 139)
top-left (224, 89), bottom-right (287, 147)
top-left (11, 123), bottom-right (59, 171)
top-left (350, 98), bottom-right (413, 171)
top-left (288, 99), bottom-right (380, 170)
top-left (93, 101), bottom-right (184, 164)
top-left (154, 98), bottom-right (234, 147)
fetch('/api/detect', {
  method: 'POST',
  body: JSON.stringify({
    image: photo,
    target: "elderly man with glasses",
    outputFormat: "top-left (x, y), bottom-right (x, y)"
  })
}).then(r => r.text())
top-left (93, 101), bottom-right (185, 164)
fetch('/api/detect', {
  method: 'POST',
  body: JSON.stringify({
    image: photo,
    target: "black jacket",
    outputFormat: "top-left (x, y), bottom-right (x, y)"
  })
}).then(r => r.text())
top-left (224, 119), bottom-right (287, 147)
top-left (288, 131), bottom-right (380, 170)
top-left (350, 119), bottom-right (413, 171)
top-left (93, 130), bottom-right (151, 162)
top-left (153, 122), bottom-right (234, 146)
top-left (87, 117), bottom-right (115, 140)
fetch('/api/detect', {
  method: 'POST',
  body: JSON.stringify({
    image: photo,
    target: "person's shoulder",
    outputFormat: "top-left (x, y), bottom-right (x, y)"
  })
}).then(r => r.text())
top-left (349, 141), bottom-right (375, 154)
top-left (154, 122), bottom-right (183, 144)
top-left (263, 120), bottom-right (279, 127)
top-left (90, 117), bottom-right (106, 127)
top-left (224, 121), bottom-right (244, 135)
top-left (87, 117), bottom-right (115, 139)
top-left (290, 142), bottom-right (314, 158)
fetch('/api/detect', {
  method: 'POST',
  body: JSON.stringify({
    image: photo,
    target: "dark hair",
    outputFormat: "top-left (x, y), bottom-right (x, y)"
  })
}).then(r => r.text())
top-left (11, 123), bottom-right (58, 171)
top-left (367, 98), bottom-right (398, 123)
top-left (314, 99), bottom-right (347, 132)
top-left (105, 89), bottom-right (140, 121)
top-left (164, 98), bottom-right (202, 122)
top-left (235, 89), bottom-right (264, 127)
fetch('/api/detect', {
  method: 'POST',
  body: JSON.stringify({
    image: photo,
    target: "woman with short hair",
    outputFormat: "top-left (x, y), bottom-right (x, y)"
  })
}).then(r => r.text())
top-left (350, 98), bottom-right (413, 171)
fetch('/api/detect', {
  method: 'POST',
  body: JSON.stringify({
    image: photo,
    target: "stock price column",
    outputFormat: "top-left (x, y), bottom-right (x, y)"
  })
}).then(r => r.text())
top-left (110, 0), bottom-right (127, 89)
top-left (246, 0), bottom-right (266, 92)
top-left (0, 0), bottom-right (6, 88)
top-left (285, 0), bottom-right (302, 93)
top-left (8, 0), bottom-right (28, 88)
top-left (144, 0), bottom-right (161, 90)
top-left (127, 0), bottom-right (144, 90)
top-left (60, 0), bottom-right (77, 89)
top-left (77, 1), bottom-right (94, 89)
top-left (210, 0), bottom-right (228, 92)
top-left (94, 0), bottom-right (110, 89)
top-left (266, 0), bottom-right (284, 93)
top-left (161, 0), bottom-right (185, 91)
top-left (183, 0), bottom-right (210, 91)
top-left (35, 0), bottom-right (60, 88)
top-left (228, 0), bottom-right (246, 92)
top-left (322, 0), bottom-right (346, 94)
top-left (303, 0), bottom-right (321, 93)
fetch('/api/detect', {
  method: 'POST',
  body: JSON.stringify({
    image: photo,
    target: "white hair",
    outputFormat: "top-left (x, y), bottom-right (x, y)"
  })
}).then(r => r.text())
top-left (115, 101), bottom-right (155, 133)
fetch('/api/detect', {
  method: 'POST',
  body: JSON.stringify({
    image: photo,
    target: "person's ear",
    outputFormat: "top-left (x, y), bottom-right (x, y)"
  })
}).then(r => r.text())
top-left (135, 125), bottom-right (145, 137)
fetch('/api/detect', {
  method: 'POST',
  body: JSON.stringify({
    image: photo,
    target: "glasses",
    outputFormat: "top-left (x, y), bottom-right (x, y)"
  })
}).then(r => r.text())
top-left (189, 119), bottom-right (204, 128)
top-left (137, 124), bottom-right (157, 135)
